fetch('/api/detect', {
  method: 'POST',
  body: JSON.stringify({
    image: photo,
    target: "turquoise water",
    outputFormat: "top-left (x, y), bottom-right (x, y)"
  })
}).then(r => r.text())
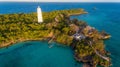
top-left (0, 41), bottom-right (82, 67)
top-left (0, 2), bottom-right (120, 67)
top-left (71, 5), bottom-right (120, 67)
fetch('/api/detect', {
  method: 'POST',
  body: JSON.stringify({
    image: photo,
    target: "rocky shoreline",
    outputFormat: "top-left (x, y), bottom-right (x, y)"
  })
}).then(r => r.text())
top-left (0, 9), bottom-right (111, 67)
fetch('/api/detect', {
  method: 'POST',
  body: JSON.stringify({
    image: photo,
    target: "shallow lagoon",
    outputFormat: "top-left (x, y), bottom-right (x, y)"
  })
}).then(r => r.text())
top-left (0, 41), bottom-right (82, 67)
top-left (0, 2), bottom-right (120, 67)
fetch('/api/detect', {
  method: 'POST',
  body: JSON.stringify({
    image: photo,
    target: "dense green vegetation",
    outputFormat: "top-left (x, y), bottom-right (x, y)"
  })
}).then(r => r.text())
top-left (0, 8), bottom-right (110, 67)
top-left (0, 8), bottom-right (86, 47)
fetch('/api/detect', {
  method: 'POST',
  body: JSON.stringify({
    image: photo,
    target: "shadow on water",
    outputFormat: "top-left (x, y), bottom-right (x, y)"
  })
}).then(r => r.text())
top-left (0, 41), bottom-right (42, 56)
top-left (0, 41), bottom-right (83, 67)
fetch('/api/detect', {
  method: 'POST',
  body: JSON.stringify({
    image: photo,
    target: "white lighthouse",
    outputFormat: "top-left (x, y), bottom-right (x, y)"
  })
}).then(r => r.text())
top-left (37, 6), bottom-right (43, 23)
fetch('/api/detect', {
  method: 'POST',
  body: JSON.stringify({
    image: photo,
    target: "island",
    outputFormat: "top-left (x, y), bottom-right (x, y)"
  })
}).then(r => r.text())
top-left (0, 8), bottom-right (111, 67)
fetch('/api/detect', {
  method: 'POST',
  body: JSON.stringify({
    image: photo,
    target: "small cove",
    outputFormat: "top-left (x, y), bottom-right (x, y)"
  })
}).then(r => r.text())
top-left (0, 41), bottom-right (82, 67)
top-left (0, 2), bottom-right (120, 67)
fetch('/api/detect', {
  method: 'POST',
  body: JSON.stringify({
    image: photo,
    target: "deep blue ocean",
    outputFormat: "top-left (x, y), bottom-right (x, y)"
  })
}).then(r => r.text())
top-left (0, 2), bottom-right (120, 67)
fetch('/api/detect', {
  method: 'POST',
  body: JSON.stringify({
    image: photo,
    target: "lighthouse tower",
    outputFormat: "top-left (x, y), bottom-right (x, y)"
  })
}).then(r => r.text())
top-left (37, 6), bottom-right (43, 23)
